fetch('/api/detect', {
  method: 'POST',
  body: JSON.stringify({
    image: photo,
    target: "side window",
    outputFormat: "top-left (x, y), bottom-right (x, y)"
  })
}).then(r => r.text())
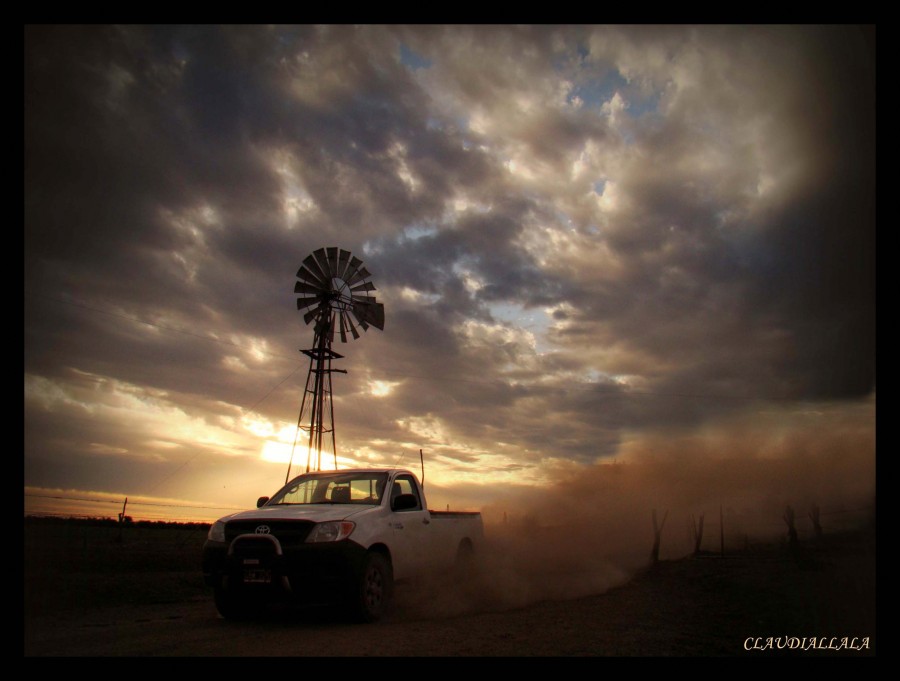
top-left (391, 475), bottom-right (422, 511)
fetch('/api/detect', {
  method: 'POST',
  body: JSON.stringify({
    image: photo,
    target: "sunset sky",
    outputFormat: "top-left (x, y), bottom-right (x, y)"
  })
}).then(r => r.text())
top-left (24, 26), bottom-right (875, 527)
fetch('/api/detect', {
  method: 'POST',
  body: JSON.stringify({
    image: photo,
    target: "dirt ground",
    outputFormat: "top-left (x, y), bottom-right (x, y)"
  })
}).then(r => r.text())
top-left (24, 521), bottom-right (875, 657)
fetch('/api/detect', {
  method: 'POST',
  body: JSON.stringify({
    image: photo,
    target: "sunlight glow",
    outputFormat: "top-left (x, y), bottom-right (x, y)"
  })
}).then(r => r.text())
top-left (459, 269), bottom-right (484, 293)
top-left (25, 370), bottom-right (254, 459)
top-left (260, 440), bottom-right (295, 464)
top-left (222, 355), bottom-right (245, 372)
top-left (596, 179), bottom-right (618, 212)
top-left (389, 142), bottom-right (419, 191)
top-left (88, 443), bottom-right (128, 455)
top-left (243, 417), bottom-right (275, 438)
top-left (399, 286), bottom-right (440, 304)
top-left (396, 415), bottom-right (447, 442)
top-left (448, 195), bottom-right (492, 216)
top-left (225, 333), bottom-right (271, 364)
top-left (268, 147), bottom-right (318, 228)
top-left (461, 319), bottom-right (537, 357)
top-left (368, 379), bottom-right (400, 397)
top-left (261, 440), bottom-right (335, 470)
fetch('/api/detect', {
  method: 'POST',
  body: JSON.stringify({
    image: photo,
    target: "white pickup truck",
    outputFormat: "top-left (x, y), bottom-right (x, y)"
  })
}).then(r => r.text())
top-left (202, 468), bottom-right (483, 621)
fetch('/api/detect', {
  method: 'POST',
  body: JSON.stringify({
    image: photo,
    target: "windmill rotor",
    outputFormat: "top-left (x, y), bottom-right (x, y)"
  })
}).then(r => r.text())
top-left (294, 247), bottom-right (385, 339)
top-left (288, 247), bottom-right (384, 479)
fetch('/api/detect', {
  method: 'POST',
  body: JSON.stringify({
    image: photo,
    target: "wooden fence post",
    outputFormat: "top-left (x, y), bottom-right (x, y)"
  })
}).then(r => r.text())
top-left (719, 504), bottom-right (724, 557)
top-left (809, 504), bottom-right (823, 540)
top-left (783, 505), bottom-right (799, 550)
top-left (690, 512), bottom-right (705, 556)
top-left (115, 497), bottom-right (128, 543)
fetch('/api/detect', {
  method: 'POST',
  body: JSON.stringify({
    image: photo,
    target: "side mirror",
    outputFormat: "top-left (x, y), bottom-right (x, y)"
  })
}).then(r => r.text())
top-left (392, 493), bottom-right (419, 511)
top-left (257, 496), bottom-right (269, 508)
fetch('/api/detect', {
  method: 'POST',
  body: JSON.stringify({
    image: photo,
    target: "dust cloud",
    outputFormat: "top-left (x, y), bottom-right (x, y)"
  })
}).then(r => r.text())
top-left (399, 399), bottom-right (874, 619)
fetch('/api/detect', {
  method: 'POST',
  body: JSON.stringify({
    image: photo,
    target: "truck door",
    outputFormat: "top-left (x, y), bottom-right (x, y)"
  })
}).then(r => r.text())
top-left (388, 473), bottom-right (431, 579)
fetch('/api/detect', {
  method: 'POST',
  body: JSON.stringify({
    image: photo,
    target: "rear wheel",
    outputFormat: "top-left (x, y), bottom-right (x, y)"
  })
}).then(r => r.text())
top-left (454, 539), bottom-right (477, 580)
top-left (355, 552), bottom-right (393, 622)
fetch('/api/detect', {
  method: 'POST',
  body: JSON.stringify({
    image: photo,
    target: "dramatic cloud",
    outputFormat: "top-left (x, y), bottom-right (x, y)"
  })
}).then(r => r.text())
top-left (24, 25), bottom-right (874, 524)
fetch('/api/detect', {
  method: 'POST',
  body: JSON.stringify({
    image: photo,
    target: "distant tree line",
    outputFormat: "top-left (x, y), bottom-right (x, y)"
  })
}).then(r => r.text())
top-left (24, 515), bottom-right (211, 530)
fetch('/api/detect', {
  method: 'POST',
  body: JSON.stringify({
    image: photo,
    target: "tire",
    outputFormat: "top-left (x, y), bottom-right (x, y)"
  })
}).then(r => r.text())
top-left (214, 585), bottom-right (257, 620)
top-left (355, 552), bottom-right (393, 622)
top-left (454, 539), bottom-right (477, 580)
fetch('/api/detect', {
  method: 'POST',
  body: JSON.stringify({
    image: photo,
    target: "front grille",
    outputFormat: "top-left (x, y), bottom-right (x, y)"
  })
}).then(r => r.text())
top-left (225, 520), bottom-right (315, 547)
top-left (230, 534), bottom-right (280, 558)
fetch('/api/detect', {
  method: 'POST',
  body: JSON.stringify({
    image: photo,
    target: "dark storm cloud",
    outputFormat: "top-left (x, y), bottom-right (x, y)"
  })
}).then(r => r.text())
top-left (538, 26), bottom-right (874, 405)
top-left (26, 27), bottom-right (280, 262)
top-left (370, 205), bottom-right (572, 318)
top-left (745, 163), bottom-right (875, 397)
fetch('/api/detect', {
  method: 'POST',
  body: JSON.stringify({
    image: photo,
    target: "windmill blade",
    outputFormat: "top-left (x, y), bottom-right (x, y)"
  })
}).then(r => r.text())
top-left (296, 295), bottom-right (321, 311)
top-left (346, 266), bottom-right (371, 287)
top-left (351, 306), bottom-right (369, 331)
top-left (345, 312), bottom-right (361, 340)
top-left (336, 249), bottom-right (352, 281)
top-left (303, 253), bottom-right (329, 284)
top-left (303, 307), bottom-right (320, 325)
top-left (368, 302), bottom-right (385, 330)
top-left (338, 311), bottom-right (348, 343)
top-left (296, 264), bottom-right (327, 288)
top-left (295, 281), bottom-right (328, 296)
top-left (350, 281), bottom-right (377, 294)
top-left (312, 248), bottom-right (334, 280)
top-left (353, 300), bottom-right (385, 331)
top-left (325, 247), bottom-right (339, 277)
top-left (346, 255), bottom-right (363, 272)
top-left (341, 256), bottom-right (363, 286)
top-left (327, 312), bottom-right (336, 343)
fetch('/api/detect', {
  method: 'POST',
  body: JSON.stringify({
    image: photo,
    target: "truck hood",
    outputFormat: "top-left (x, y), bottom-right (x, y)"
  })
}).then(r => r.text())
top-left (219, 504), bottom-right (375, 524)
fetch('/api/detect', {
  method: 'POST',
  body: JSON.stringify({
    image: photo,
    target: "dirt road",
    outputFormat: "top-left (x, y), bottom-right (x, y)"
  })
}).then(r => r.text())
top-left (24, 531), bottom-right (875, 657)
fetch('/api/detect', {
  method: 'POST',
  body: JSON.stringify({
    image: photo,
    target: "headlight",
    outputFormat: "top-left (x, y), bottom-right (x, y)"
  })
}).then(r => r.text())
top-left (306, 521), bottom-right (355, 543)
top-left (208, 520), bottom-right (227, 542)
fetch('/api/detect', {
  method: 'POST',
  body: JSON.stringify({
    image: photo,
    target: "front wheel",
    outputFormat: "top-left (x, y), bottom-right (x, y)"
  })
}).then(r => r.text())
top-left (355, 552), bottom-right (393, 622)
top-left (214, 585), bottom-right (258, 620)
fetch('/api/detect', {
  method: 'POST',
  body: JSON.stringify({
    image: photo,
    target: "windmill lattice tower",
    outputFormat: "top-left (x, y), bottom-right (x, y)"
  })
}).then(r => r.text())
top-left (286, 247), bottom-right (384, 481)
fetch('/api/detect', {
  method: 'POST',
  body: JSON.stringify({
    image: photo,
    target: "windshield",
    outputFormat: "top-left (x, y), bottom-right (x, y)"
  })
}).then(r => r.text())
top-left (267, 472), bottom-right (388, 506)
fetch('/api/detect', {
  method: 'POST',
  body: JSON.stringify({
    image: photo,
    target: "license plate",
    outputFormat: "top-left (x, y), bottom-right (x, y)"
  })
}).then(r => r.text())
top-left (243, 568), bottom-right (272, 584)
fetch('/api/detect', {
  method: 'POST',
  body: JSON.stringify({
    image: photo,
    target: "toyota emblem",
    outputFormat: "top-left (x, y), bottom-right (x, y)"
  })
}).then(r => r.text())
top-left (255, 525), bottom-right (271, 534)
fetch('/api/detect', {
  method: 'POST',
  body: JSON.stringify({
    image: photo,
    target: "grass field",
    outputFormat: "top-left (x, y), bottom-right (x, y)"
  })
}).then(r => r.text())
top-left (24, 517), bottom-right (211, 616)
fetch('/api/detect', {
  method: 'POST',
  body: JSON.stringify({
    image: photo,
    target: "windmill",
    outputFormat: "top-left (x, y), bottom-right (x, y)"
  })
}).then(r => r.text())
top-left (286, 247), bottom-right (384, 481)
